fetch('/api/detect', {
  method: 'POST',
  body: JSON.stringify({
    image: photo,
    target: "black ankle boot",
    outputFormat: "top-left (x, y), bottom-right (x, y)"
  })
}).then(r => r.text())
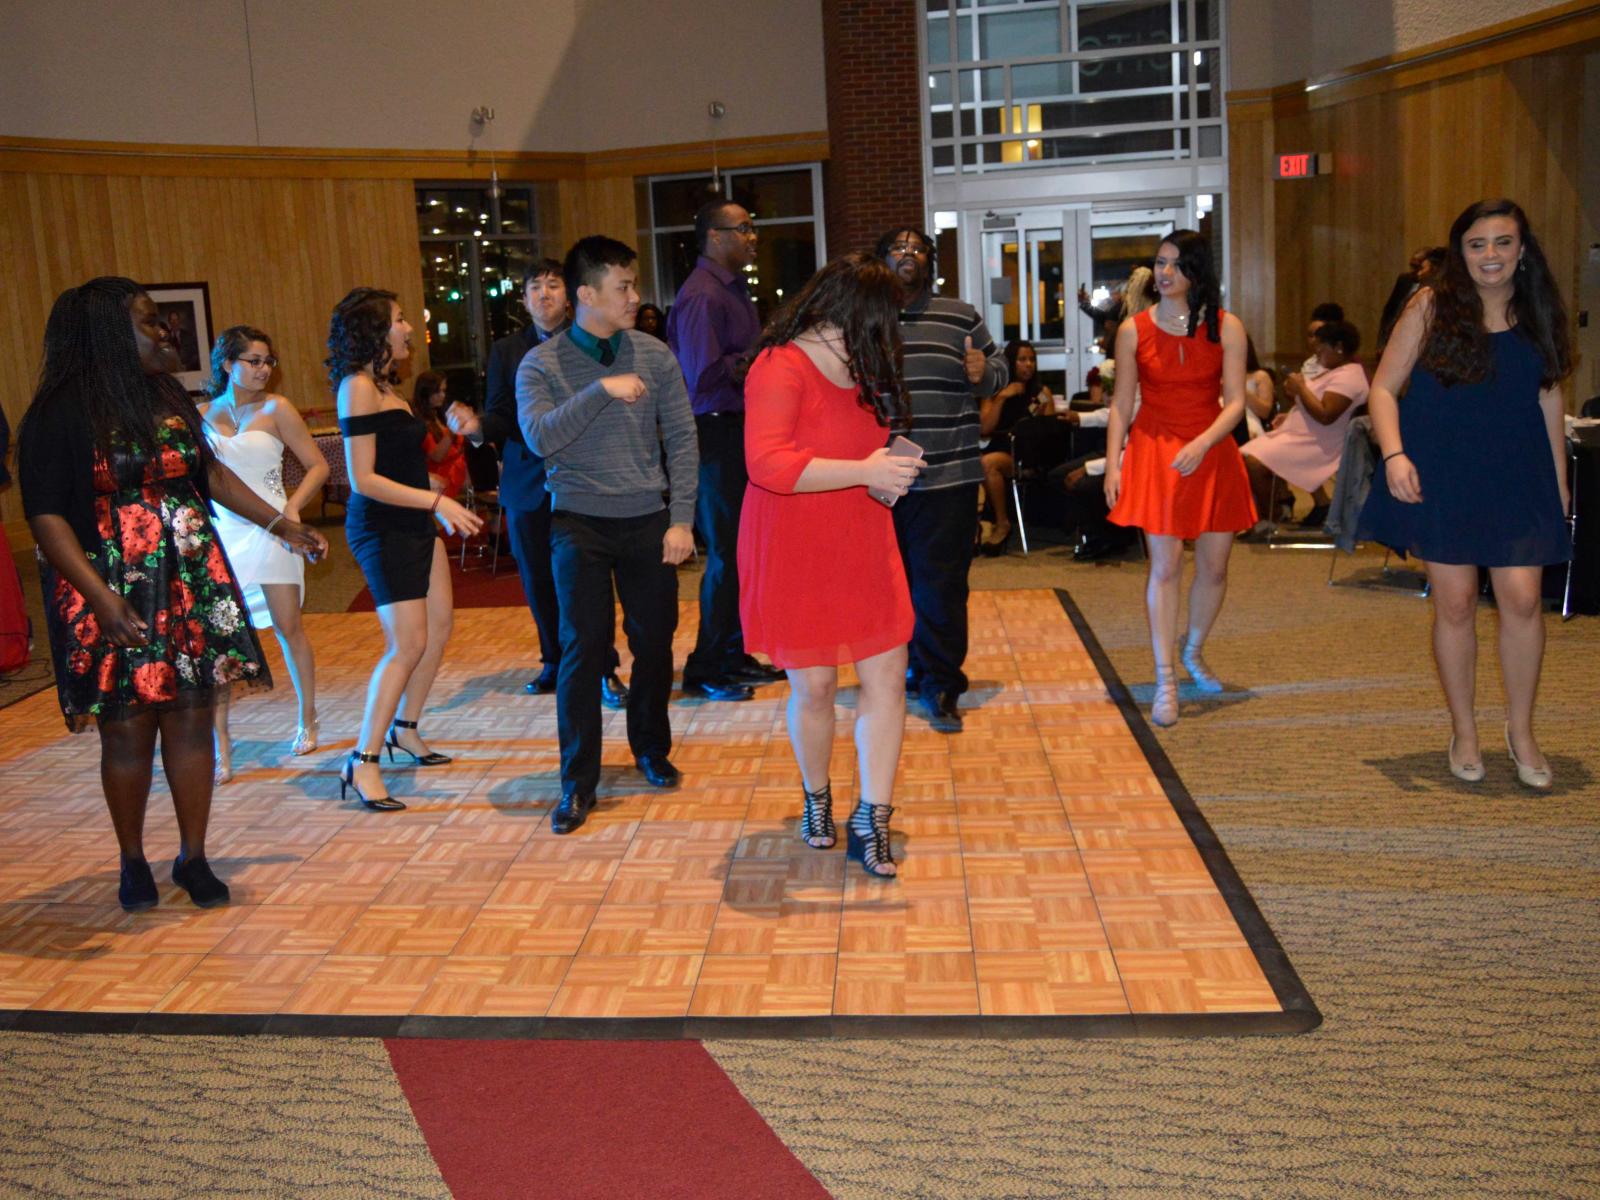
top-left (118, 856), bottom-right (158, 913)
top-left (171, 854), bottom-right (231, 909)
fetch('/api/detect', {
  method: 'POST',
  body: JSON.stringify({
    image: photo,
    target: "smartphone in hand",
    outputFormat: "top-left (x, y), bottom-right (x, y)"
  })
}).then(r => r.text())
top-left (867, 435), bottom-right (925, 506)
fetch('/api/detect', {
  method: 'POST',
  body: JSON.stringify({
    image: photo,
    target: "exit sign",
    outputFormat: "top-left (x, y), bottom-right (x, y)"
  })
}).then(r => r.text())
top-left (1275, 153), bottom-right (1320, 179)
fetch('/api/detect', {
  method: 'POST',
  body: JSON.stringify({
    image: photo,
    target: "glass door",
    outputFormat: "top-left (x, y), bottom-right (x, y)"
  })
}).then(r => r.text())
top-left (981, 208), bottom-right (1091, 396)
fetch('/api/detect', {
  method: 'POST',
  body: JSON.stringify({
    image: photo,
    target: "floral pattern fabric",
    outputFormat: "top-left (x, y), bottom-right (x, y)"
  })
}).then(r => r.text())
top-left (42, 415), bottom-right (270, 730)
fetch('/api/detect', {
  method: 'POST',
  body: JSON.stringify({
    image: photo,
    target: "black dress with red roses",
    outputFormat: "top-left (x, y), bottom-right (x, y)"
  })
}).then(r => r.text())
top-left (41, 415), bottom-right (271, 730)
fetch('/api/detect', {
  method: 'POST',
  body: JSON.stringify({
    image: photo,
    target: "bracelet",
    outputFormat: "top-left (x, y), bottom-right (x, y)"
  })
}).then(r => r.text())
top-left (264, 513), bottom-right (286, 536)
top-left (1382, 450), bottom-right (1406, 463)
top-left (430, 493), bottom-right (443, 514)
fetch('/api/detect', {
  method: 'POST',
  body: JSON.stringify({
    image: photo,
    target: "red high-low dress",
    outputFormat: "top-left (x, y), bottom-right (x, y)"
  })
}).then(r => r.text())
top-left (1108, 309), bottom-right (1257, 538)
top-left (738, 343), bottom-right (913, 669)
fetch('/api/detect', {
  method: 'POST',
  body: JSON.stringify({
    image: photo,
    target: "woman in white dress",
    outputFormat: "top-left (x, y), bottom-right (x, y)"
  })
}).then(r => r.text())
top-left (201, 326), bottom-right (330, 780)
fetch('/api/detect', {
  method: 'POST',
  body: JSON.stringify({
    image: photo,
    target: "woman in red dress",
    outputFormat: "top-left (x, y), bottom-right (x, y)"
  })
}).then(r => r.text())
top-left (739, 254), bottom-right (919, 879)
top-left (1104, 231), bottom-right (1255, 727)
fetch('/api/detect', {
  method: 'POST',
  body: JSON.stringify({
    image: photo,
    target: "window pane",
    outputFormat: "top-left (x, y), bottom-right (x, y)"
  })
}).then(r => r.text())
top-left (1079, 49), bottom-right (1174, 94)
top-left (656, 231), bottom-right (701, 299)
top-left (481, 240), bottom-right (541, 346)
top-left (928, 12), bottom-right (950, 64)
top-left (731, 169), bottom-right (814, 220)
top-left (1039, 92), bottom-right (1174, 129)
top-left (955, 15), bottom-right (975, 61)
top-left (651, 176), bottom-right (719, 228)
top-left (1076, 1), bottom-right (1176, 52)
top-left (497, 188), bottom-right (535, 236)
top-left (1012, 61), bottom-right (1074, 101)
top-left (1190, 49), bottom-right (1220, 118)
top-left (979, 9), bottom-right (1060, 59)
top-left (929, 69), bottom-right (953, 107)
top-left (745, 222), bottom-right (818, 323)
top-left (1041, 127), bottom-right (1188, 162)
top-left (959, 67), bottom-right (1005, 103)
top-left (418, 188), bottom-right (491, 237)
top-left (1198, 123), bottom-right (1223, 158)
top-left (1194, 0), bottom-right (1220, 40)
top-left (422, 241), bottom-right (474, 366)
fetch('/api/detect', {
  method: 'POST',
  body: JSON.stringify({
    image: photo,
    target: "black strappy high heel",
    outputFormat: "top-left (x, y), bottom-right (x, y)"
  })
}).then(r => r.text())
top-left (341, 750), bottom-right (406, 812)
top-left (799, 782), bottom-right (836, 849)
top-left (846, 803), bottom-right (897, 879)
top-left (385, 718), bottom-right (451, 766)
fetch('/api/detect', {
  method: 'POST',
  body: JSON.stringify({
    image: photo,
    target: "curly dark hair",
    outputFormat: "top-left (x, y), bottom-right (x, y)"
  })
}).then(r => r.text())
top-left (1159, 230), bottom-right (1222, 343)
top-left (1004, 340), bottom-right (1045, 405)
top-left (758, 253), bottom-right (909, 427)
top-left (23, 276), bottom-right (211, 466)
top-left (208, 324), bottom-right (273, 398)
top-left (1420, 199), bottom-right (1571, 389)
top-left (326, 287), bottom-right (401, 387)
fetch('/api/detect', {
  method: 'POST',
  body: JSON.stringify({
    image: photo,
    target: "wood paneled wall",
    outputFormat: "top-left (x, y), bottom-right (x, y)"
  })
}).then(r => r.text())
top-left (0, 172), bottom-right (427, 539)
top-left (1226, 9), bottom-right (1596, 388)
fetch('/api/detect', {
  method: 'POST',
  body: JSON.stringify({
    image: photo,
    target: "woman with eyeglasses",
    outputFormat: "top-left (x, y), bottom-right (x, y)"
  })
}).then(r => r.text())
top-left (199, 327), bottom-right (330, 779)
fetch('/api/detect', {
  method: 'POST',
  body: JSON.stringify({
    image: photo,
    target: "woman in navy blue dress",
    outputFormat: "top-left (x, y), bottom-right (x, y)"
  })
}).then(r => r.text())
top-left (1357, 199), bottom-right (1572, 790)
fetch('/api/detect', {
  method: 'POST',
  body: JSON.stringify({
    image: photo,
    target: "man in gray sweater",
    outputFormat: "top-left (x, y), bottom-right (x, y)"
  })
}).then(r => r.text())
top-left (517, 236), bottom-right (699, 834)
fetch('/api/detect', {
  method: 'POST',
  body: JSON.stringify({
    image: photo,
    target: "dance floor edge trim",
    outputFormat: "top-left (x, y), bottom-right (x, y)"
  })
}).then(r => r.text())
top-left (0, 590), bottom-right (1321, 1042)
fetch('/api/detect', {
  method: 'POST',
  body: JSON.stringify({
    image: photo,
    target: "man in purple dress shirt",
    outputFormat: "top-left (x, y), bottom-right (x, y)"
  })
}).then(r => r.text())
top-left (666, 199), bottom-right (785, 701)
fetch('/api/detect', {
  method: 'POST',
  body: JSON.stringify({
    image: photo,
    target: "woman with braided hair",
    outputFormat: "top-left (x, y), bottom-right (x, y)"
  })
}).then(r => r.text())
top-left (18, 277), bottom-right (326, 912)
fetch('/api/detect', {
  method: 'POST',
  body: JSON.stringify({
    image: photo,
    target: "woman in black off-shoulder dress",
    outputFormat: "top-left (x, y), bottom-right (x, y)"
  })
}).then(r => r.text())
top-left (329, 288), bottom-right (483, 812)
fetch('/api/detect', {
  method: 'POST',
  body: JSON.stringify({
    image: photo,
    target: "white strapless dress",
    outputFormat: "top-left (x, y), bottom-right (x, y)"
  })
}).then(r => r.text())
top-left (207, 428), bottom-right (304, 629)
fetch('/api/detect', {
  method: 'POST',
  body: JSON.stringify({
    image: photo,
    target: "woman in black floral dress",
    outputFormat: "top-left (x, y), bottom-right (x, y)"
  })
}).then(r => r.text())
top-left (18, 277), bottom-right (326, 912)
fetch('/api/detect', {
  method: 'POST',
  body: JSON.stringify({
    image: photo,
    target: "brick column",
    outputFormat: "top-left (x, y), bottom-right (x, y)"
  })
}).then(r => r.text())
top-left (820, 0), bottom-right (926, 258)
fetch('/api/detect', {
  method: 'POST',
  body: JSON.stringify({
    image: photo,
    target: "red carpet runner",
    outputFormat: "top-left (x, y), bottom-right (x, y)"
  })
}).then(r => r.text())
top-left (386, 1040), bottom-right (833, 1199)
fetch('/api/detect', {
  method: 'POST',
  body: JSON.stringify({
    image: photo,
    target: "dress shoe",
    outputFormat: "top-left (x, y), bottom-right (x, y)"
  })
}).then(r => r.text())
top-left (1447, 736), bottom-right (1485, 783)
top-left (551, 790), bottom-right (596, 835)
top-left (921, 690), bottom-right (963, 733)
top-left (524, 665), bottom-right (558, 695)
top-left (118, 856), bottom-right (158, 913)
top-left (601, 673), bottom-right (629, 710)
top-left (636, 755), bottom-right (682, 788)
top-left (726, 655), bottom-right (785, 685)
top-left (1073, 535), bottom-right (1126, 562)
top-left (1504, 723), bottom-right (1553, 791)
top-left (1297, 504), bottom-right (1330, 530)
top-left (171, 854), bottom-right (231, 908)
top-left (681, 677), bottom-right (755, 702)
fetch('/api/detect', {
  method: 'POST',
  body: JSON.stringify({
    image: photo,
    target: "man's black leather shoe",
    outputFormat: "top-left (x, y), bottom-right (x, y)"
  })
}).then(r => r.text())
top-left (636, 755), bottom-right (682, 788)
top-left (550, 790), bottom-right (596, 835)
top-left (525, 665), bottom-right (559, 695)
top-left (726, 656), bottom-right (785, 685)
top-left (601, 673), bottom-right (629, 710)
top-left (922, 690), bottom-right (963, 733)
top-left (1073, 535), bottom-right (1127, 562)
top-left (681, 677), bottom-right (755, 702)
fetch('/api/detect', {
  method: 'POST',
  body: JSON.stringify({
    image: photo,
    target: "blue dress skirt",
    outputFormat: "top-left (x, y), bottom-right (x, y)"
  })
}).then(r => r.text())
top-left (1357, 330), bottom-right (1570, 567)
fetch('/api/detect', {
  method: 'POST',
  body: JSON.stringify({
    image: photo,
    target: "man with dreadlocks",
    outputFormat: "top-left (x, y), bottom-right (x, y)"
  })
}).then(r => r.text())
top-left (18, 277), bottom-right (326, 913)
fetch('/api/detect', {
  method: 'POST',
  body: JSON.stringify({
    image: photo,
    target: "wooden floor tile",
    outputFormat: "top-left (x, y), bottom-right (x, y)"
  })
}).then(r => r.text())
top-left (0, 594), bottom-right (1286, 1026)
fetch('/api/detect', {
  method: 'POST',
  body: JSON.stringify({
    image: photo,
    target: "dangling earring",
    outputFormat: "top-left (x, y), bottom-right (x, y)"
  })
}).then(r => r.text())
top-left (1517, 255), bottom-right (1527, 272)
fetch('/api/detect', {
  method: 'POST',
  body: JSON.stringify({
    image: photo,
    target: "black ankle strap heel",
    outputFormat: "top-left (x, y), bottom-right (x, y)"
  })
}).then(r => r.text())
top-left (846, 803), bottom-right (897, 879)
top-left (341, 750), bottom-right (406, 811)
top-left (799, 783), bottom-right (836, 849)
top-left (385, 718), bottom-right (452, 766)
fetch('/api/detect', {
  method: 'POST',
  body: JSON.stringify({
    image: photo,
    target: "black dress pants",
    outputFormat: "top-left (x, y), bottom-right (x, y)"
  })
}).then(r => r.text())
top-left (683, 413), bottom-right (747, 682)
top-left (893, 484), bottom-right (977, 699)
top-left (550, 509), bottom-right (677, 795)
top-left (506, 494), bottom-right (619, 675)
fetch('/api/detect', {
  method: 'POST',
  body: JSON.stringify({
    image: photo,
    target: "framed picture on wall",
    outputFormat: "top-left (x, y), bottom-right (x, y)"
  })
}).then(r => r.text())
top-left (145, 282), bottom-right (214, 396)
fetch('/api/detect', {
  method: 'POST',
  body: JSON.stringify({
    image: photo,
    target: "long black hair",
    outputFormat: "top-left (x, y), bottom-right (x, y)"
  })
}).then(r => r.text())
top-left (208, 324), bottom-right (273, 398)
top-left (326, 287), bottom-right (401, 387)
top-left (1005, 340), bottom-right (1044, 403)
top-left (24, 275), bottom-right (208, 462)
top-left (759, 253), bottom-right (909, 427)
top-left (1160, 229), bottom-right (1222, 344)
top-left (1421, 198), bottom-right (1571, 389)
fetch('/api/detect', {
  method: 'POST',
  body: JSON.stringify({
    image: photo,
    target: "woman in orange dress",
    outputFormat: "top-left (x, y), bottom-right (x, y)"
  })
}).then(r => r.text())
top-left (739, 253), bottom-right (919, 879)
top-left (1104, 230), bottom-right (1255, 727)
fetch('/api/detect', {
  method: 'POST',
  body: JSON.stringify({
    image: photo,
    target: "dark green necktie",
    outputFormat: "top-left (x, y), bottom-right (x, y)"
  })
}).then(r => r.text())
top-left (598, 339), bottom-right (616, 367)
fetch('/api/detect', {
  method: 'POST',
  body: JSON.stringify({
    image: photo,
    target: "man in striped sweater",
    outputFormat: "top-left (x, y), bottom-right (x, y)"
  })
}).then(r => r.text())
top-left (879, 227), bottom-right (1008, 733)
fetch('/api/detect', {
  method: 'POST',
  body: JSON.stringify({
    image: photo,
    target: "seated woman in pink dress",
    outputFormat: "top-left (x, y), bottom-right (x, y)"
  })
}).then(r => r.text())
top-left (1241, 319), bottom-right (1368, 530)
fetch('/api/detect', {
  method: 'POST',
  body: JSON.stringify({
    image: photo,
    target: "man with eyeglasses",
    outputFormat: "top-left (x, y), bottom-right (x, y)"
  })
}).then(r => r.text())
top-left (450, 257), bottom-right (627, 708)
top-left (878, 226), bottom-right (1006, 734)
top-left (665, 198), bottom-right (785, 702)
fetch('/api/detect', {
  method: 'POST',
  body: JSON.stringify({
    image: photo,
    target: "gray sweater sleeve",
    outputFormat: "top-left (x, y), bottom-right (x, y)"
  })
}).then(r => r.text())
top-left (653, 356), bottom-right (699, 526)
top-left (968, 312), bottom-right (1009, 398)
top-left (517, 352), bottom-right (615, 458)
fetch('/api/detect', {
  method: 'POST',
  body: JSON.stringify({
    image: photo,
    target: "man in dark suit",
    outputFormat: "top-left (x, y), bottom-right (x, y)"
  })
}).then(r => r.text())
top-left (448, 258), bottom-right (625, 705)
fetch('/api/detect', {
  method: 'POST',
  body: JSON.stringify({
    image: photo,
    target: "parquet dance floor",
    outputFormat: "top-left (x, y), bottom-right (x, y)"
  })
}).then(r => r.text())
top-left (0, 590), bottom-right (1316, 1036)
